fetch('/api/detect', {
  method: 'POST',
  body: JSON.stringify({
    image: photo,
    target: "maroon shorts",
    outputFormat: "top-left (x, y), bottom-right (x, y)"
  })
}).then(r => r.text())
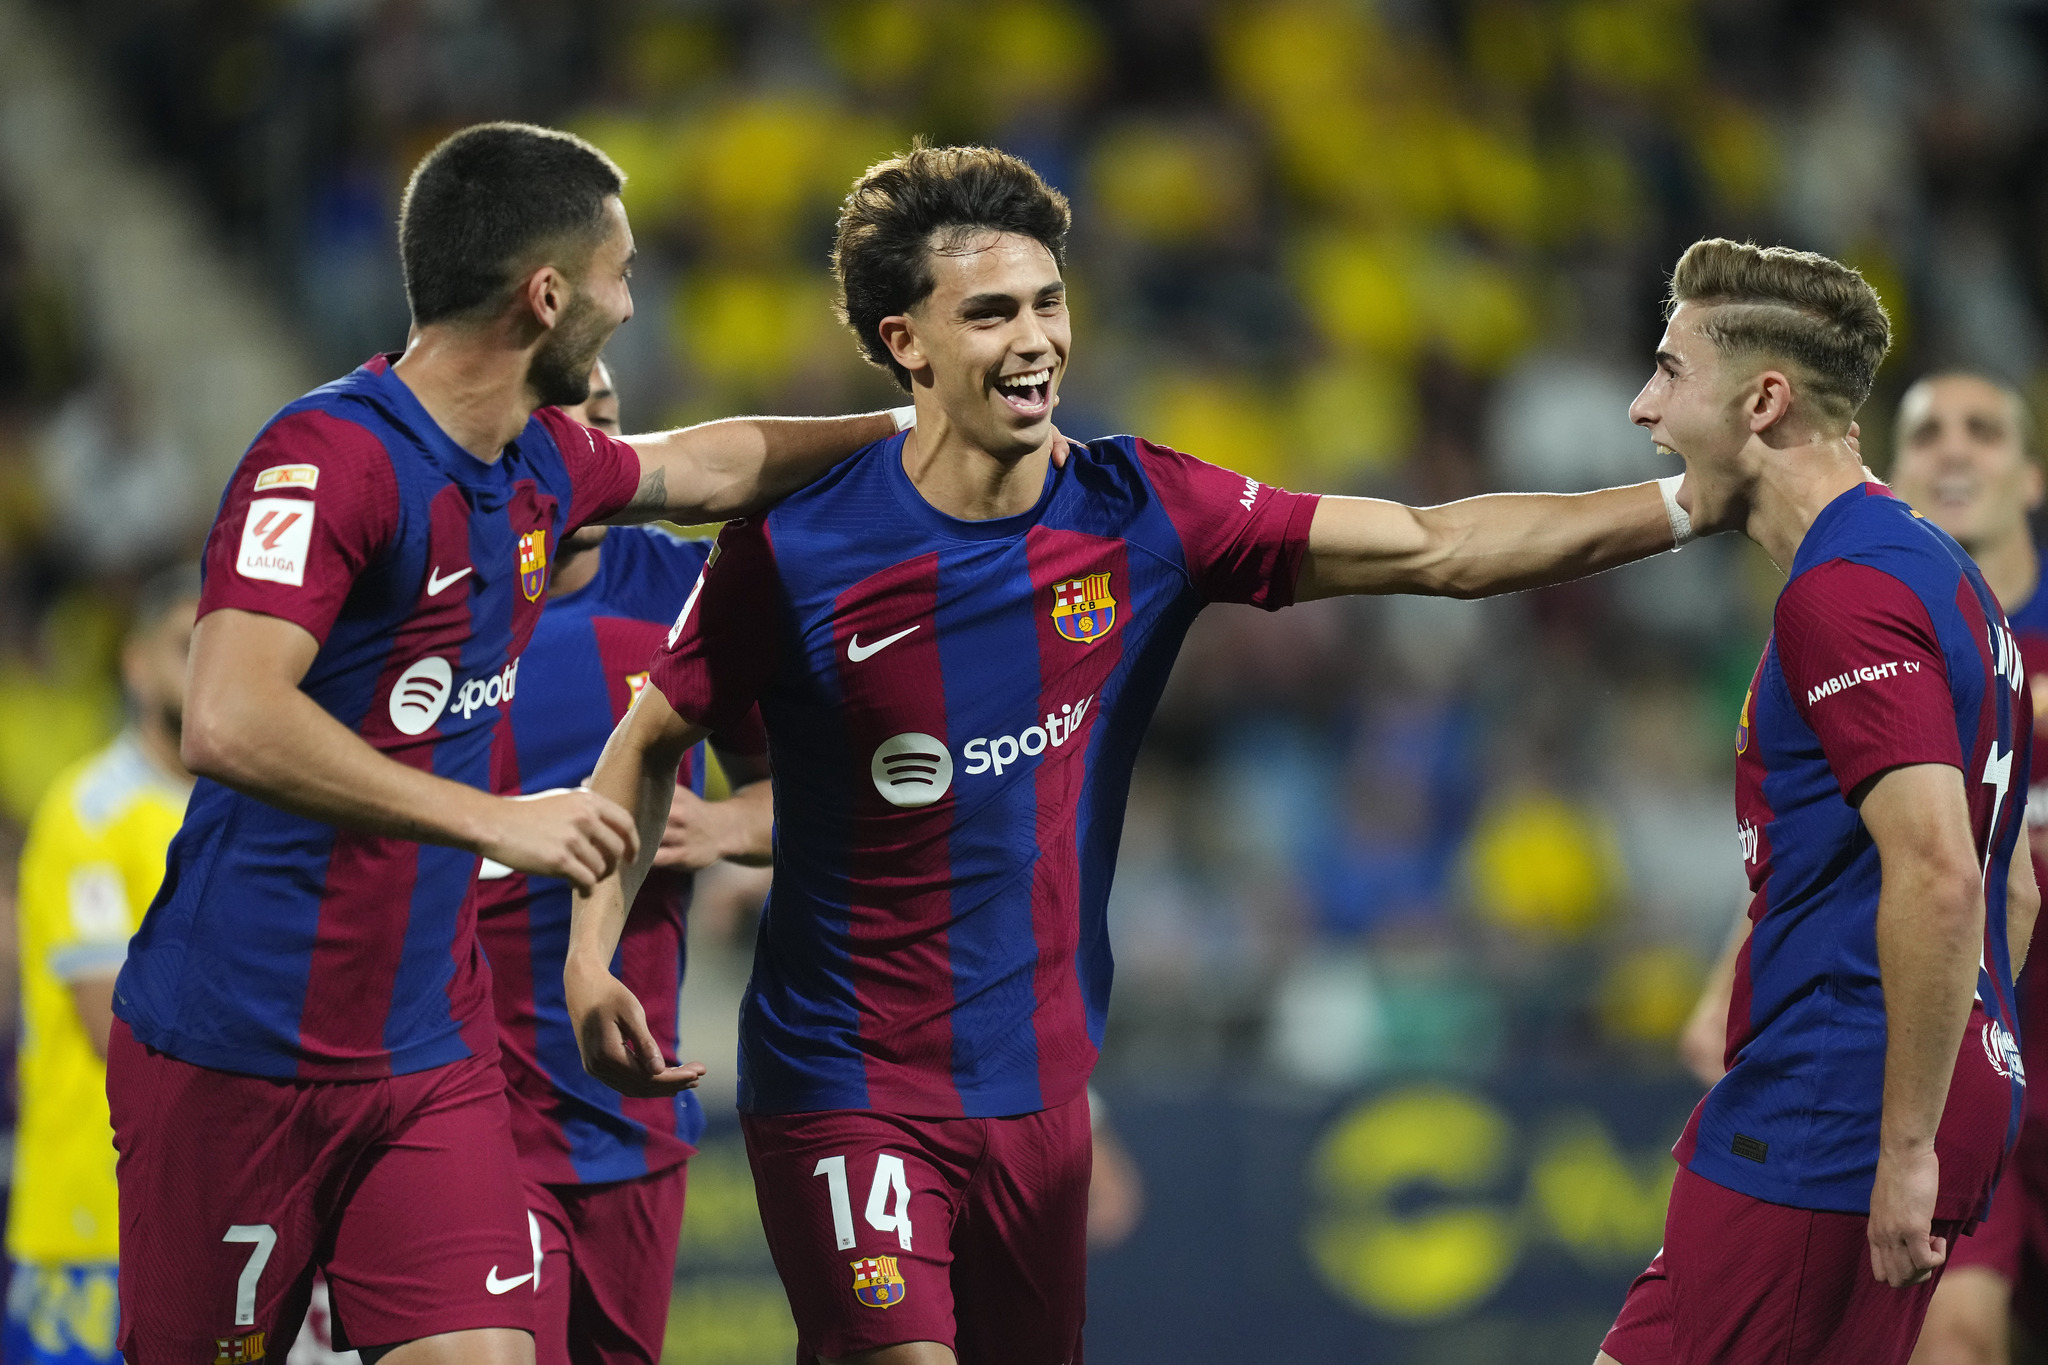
top-left (740, 1093), bottom-right (1091, 1364)
top-left (527, 1163), bottom-right (687, 1365)
top-left (107, 1020), bottom-right (536, 1363)
top-left (1601, 1165), bottom-right (1965, 1365)
top-left (1944, 1107), bottom-right (2048, 1334)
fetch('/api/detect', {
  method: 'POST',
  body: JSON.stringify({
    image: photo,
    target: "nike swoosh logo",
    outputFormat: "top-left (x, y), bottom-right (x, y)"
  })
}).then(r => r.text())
top-left (485, 1266), bottom-right (535, 1294)
top-left (848, 625), bottom-right (919, 663)
top-left (427, 565), bottom-right (473, 596)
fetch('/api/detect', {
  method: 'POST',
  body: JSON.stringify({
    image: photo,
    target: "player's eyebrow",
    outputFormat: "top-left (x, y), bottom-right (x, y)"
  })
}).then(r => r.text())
top-left (957, 290), bottom-right (1022, 314)
top-left (1654, 348), bottom-right (1684, 373)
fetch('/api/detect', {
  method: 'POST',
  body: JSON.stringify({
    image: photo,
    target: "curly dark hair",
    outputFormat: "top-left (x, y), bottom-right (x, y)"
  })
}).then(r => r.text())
top-left (832, 143), bottom-right (1072, 390)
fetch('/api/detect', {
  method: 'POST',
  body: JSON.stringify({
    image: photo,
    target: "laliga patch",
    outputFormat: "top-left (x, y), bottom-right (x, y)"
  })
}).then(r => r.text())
top-left (237, 498), bottom-right (316, 586)
top-left (850, 1255), bottom-right (906, 1308)
top-left (253, 463), bottom-right (319, 492)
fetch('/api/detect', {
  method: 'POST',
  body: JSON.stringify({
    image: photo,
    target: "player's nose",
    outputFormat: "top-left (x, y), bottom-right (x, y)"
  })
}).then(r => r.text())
top-left (1628, 384), bottom-right (1657, 429)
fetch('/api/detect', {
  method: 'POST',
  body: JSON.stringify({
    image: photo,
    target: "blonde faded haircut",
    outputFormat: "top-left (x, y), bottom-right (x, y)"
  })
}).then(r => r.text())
top-left (1668, 239), bottom-right (1892, 424)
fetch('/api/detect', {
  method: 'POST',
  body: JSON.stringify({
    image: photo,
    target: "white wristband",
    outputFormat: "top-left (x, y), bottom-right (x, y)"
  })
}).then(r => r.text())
top-left (1658, 473), bottom-right (1695, 550)
top-left (888, 405), bottom-right (917, 433)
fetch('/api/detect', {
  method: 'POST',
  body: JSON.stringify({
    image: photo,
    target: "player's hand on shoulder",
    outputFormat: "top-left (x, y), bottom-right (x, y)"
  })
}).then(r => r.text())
top-left (479, 786), bottom-right (638, 893)
top-left (653, 787), bottom-right (731, 871)
top-left (1867, 1144), bottom-right (1945, 1287)
top-left (565, 961), bottom-right (707, 1097)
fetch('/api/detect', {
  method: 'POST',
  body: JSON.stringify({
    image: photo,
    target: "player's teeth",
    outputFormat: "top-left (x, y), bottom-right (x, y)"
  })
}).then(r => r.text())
top-left (1002, 370), bottom-right (1049, 388)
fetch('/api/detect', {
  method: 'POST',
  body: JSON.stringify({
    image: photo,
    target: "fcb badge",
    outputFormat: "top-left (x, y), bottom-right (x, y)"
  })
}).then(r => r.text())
top-left (518, 529), bottom-right (549, 600)
top-left (214, 1333), bottom-right (266, 1365)
top-left (850, 1255), bottom-right (907, 1308)
top-left (1051, 572), bottom-right (1117, 644)
top-left (1736, 687), bottom-right (1753, 755)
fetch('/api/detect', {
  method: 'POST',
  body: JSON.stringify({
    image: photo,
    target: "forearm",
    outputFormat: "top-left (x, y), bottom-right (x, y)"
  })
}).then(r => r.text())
top-left (187, 679), bottom-right (499, 851)
top-left (612, 412), bottom-right (899, 525)
top-left (717, 780), bottom-right (774, 866)
top-left (1876, 863), bottom-right (1985, 1153)
top-left (572, 720), bottom-right (691, 971)
top-left (1298, 482), bottom-right (1673, 600)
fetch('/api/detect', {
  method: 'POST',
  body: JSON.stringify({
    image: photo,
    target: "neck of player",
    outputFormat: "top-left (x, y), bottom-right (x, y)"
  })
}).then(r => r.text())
top-left (391, 324), bottom-right (550, 465)
top-left (1744, 434), bottom-right (1869, 573)
top-left (899, 402), bottom-right (1053, 522)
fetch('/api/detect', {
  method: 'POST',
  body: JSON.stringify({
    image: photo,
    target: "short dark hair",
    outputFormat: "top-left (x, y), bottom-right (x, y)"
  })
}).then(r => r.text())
top-left (1668, 238), bottom-right (1892, 423)
top-left (399, 122), bottom-right (625, 327)
top-left (833, 144), bottom-right (1072, 390)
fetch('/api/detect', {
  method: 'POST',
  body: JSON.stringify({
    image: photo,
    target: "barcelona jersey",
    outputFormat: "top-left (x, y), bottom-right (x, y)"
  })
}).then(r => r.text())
top-left (475, 527), bottom-right (762, 1184)
top-left (114, 355), bottom-right (642, 1080)
top-left (2003, 555), bottom-right (2048, 1136)
top-left (650, 432), bottom-right (1319, 1117)
top-left (1679, 483), bottom-right (2031, 1219)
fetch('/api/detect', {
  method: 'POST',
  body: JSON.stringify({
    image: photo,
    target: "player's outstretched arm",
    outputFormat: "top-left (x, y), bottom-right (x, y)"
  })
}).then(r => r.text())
top-left (1861, 761), bottom-right (1986, 1289)
top-left (652, 747), bottom-right (773, 871)
top-left (567, 682), bottom-right (712, 1097)
top-left (183, 609), bottom-right (637, 891)
top-left (606, 411), bottom-right (904, 525)
top-left (1294, 480), bottom-right (1681, 600)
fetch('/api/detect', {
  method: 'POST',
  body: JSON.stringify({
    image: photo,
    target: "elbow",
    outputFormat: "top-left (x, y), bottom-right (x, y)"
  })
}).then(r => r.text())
top-left (179, 697), bottom-right (252, 787)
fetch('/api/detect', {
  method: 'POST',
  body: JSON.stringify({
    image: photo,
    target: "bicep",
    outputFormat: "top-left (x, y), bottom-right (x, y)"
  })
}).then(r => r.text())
top-left (595, 682), bottom-right (709, 787)
top-left (1294, 496), bottom-right (1436, 600)
top-left (1857, 762), bottom-right (1977, 872)
top-left (189, 609), bottom-right (320, 695)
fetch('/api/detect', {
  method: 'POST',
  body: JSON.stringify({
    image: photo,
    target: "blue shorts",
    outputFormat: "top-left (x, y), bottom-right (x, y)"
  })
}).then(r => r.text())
top-left (5, 1263), bottom-right (120, 1365)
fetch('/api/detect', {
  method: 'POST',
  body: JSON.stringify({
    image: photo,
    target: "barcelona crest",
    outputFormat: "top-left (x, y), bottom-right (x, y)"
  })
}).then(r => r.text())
top-left (1051, 572), bottom-right (1117, 644)
top-left (518, 528), bottom-right (549, 601)
top-left (850, 1255), bottom-right (907, 1308)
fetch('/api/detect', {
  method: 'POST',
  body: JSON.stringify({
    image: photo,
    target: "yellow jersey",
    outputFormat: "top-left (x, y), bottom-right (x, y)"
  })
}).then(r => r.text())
top-left (10, 732), bottom-right (188, 1263)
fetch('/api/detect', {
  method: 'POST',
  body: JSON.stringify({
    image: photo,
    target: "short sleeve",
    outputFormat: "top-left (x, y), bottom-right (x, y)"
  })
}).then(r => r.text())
top-left (648, 519), bottom-right (782, 734)
top-left (1132, 438), bottom-right (1321, 609)
top-left (1775, 558), bottom-right (1962, 799)
top-left (536, 407), bottom-right (642, 530)
top-left (713, 704), bottom-right (769, 759)
top-left (198, 409), bottom-right (399, 644)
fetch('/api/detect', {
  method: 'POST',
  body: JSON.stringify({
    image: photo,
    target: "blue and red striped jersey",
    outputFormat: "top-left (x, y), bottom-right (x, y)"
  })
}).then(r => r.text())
top-left (114, 355), bottom-right (642, 1080)
top-left (475, 527), bottom-right (753, 1184)
top-left (1679, 483), bottom-right (2031, 1219)
top-left (649, 432), bottom-right (1319, 1118)
top-left (2003, 555), bottom-right (2048, 1135)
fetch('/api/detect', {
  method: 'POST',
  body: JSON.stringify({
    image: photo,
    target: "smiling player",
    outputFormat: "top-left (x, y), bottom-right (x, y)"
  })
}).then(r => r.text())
top-left (107, 123), bottom-right (906, 1365)
top-left (1597, 244), bottom-right (2037, 1365)
top-left (563, 144), bottom-right (1704, 1365)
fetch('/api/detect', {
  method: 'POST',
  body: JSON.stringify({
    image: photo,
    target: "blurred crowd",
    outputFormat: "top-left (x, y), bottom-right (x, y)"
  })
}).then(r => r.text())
top-left (6, 0), bottom-right (2048, 1105)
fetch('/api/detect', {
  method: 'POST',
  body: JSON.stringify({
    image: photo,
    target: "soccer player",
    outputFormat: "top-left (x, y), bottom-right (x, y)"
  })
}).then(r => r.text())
top-left (1596, 244), bottom-right (2036, 1365)
top-left (1889, 373), bottom-right (2047, 1365)
top-left (473, 359), bottom-right (773, 1365)
top-left (565, 144), bottom-right (1707, 1365)
top-left (8, 566), bottom-right (198, 1365)
top-left (106, 122), bottom-right (908, 1365)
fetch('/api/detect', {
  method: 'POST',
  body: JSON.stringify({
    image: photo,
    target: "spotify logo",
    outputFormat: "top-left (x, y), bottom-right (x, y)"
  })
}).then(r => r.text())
top-left (389, 656), bottom-right (454, 736)
top-left (870, 733), bottom-right (952, 808)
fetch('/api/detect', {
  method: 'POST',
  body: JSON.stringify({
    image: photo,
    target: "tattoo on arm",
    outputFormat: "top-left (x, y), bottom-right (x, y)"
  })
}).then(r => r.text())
top-left (628, 465), bottom-right (667, 514)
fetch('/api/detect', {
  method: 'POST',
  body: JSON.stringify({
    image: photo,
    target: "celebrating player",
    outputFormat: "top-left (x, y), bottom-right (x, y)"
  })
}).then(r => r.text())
top-left (473, 358), bottom-right (772, 1365)
top-left (566, 144), bottom-right (1705, 1365)
top-left (1597, 244), bottom-right (2036, 1365)
top-left (9, 566), bottom-right (198, 1365)
top-left (106, 122), bottom-right (908, 1365)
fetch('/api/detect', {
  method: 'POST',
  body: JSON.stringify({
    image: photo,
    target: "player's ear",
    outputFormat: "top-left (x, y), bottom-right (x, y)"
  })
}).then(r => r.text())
top-left (877, 315), bottom-right (927, 380)
top-left (2023, 454), bottom-right (2045, 513)
top-left (1749, 369), bottom-right (1795, 433)
top-left (522, 265), bottom-right (568, 331)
